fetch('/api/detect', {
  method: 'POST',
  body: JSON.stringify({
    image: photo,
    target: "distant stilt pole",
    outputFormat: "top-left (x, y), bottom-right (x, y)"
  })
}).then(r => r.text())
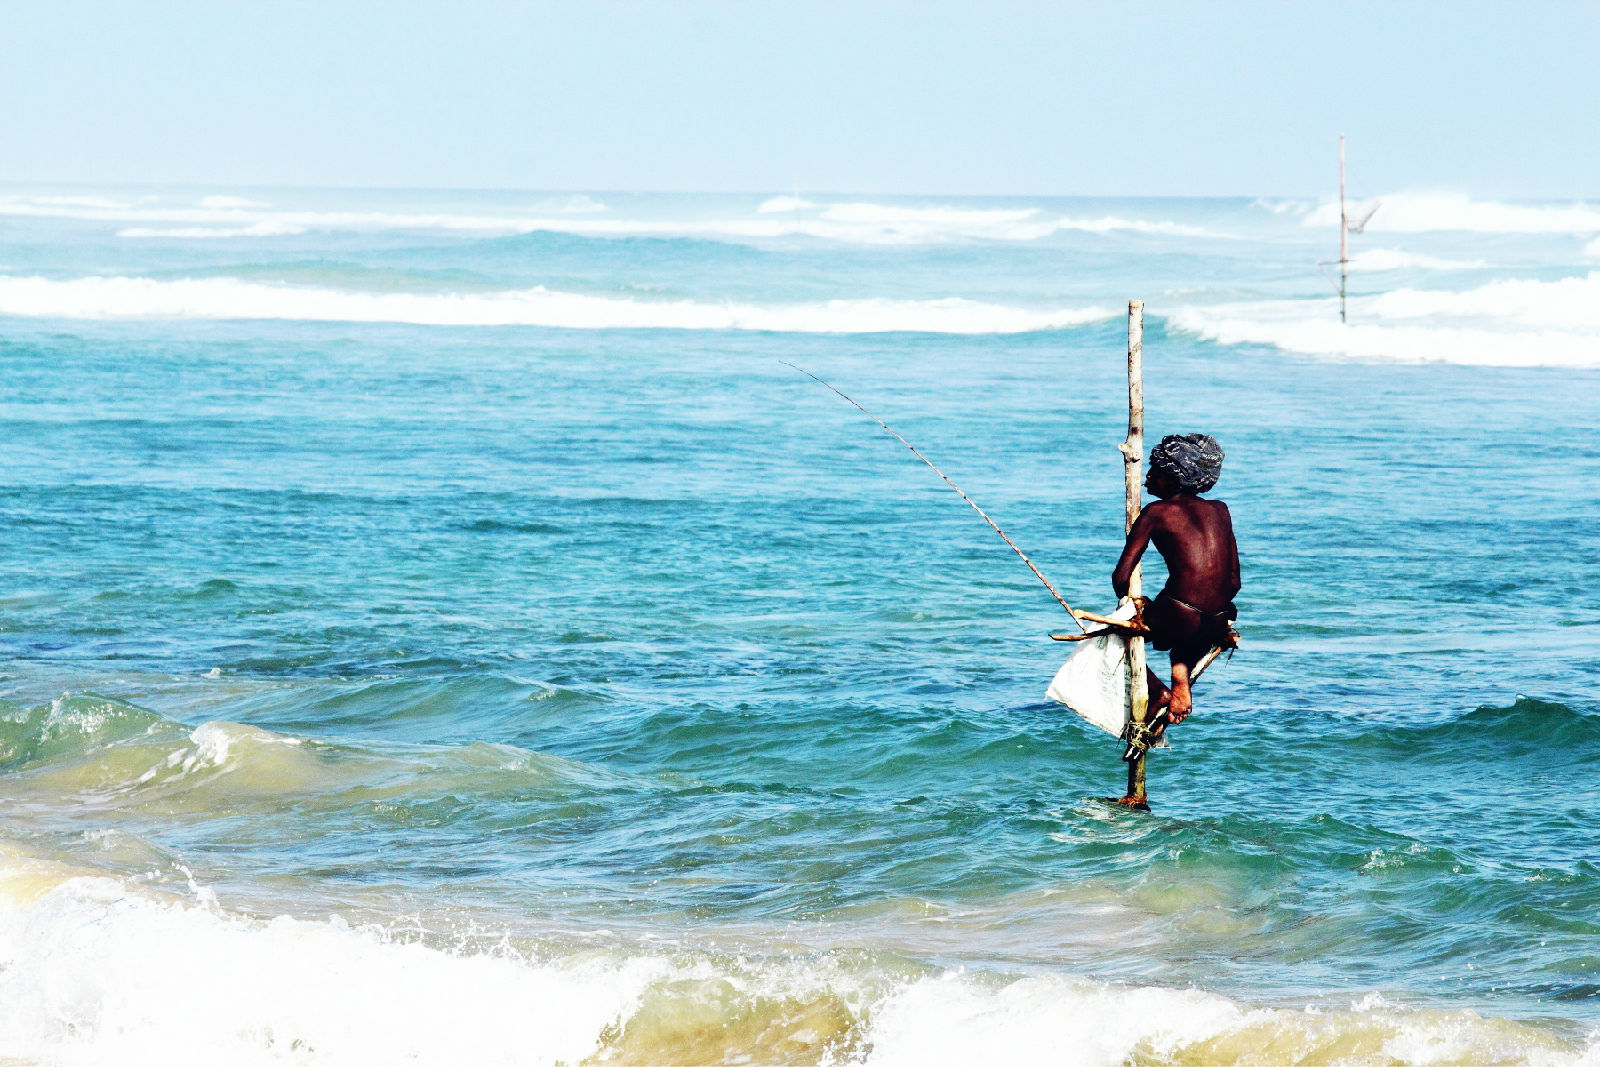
top-left (1122, 301), bottom-right (1150, 806)
top-left (1339, 133), bottom-right (1348, 325)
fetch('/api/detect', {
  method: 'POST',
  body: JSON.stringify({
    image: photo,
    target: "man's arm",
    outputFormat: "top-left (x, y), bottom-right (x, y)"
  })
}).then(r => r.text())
top-left (1223, 505), bottom-right (1241, 600)
top-left (1111, 505), bottom-right (1157, 599)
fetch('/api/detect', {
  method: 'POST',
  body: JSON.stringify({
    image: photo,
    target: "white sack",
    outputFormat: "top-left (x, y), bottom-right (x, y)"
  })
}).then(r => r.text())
top-left (1045, 601), bottom-right (1171, 748)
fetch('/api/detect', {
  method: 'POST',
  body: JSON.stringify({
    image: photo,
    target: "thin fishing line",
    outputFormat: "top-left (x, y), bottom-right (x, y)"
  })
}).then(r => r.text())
top-left (784, 361), bottom-right (1085, 630)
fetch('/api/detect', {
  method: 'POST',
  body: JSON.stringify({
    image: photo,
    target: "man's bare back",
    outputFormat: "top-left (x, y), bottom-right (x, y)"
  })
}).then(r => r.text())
top-left (1114, 495), bottom-right (1240, 614)
top-left (1110, 434), bottom-right (1240, 728)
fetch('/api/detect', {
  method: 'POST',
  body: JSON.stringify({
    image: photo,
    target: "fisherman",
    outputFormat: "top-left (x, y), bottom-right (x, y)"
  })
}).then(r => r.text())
top-left (1111, 434), bottom-right (1239, 736)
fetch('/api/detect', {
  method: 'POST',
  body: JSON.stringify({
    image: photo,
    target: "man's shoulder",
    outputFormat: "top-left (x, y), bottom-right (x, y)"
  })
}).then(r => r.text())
top-left (1139, 498), bottom-right (1186, 529)
top-left (1147, 495), bottom-right (1231, 523)
top-left (1201, 497), bottom-right (1236, 532)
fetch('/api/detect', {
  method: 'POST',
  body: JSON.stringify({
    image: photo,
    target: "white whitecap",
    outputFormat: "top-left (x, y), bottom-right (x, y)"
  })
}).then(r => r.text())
top-left (1348, 248), bottom-right (1489, 271)
top-left (1169, 271), bottom-right (1600, 368)
top-left (0, 874), bottom-right (663, 1065)
top-left (0, 274), bottom-right (1113, 334)
top-left (0, 195), bottom-right (1221, 244)
top-left (1252, 197), bottom-right (1313, 216)
top-left (0, 859), bottom-right (1583, 1066)
top-left (196, 195), bottom-right (267, 209)
top-left (756, 195), bottom-right (817, 213)
top-left (118, 222), bottom-right (307, 238)
top-left (1305, 191), bottom-right (1600, 234)
top-left (19, 194), bottom-right (139, 210)
top-left (1367, 271), bottom-right (1600, 329)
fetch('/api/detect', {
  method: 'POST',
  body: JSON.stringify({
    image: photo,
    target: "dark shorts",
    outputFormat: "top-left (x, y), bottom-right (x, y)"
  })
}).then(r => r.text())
top-left (1145, 592), bottom-right (1236, 658)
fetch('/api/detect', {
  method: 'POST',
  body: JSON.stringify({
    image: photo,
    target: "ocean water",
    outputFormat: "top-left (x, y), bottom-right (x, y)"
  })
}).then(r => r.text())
top-left (1, 186), bottom-right (1599, 1065)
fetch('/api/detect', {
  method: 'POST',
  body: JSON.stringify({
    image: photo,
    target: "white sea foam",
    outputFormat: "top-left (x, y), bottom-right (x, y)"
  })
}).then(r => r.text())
top-left (801, 201), bottom-right (1220, 241)
top-left (0, 274), bottom-right (1113, 333)
top-left (0, 870), bottom-right (664, 1065)
top-left (1348, 248), bottom-right (1490, 271)
top-left (0, 193), bottom-right (1219, 244)
top-left (0, 864), bottom-right (1583, 1066)
top-left (196, 195), bottom-right (268, 209)
top-left (1252, 197), bottom-right (1312, 216)
top-left (756, 195), bottom-right (818, 213)
top-left (863, 973), bottom-right (1589, 1066)
top-left (820, 202), bottom-right (1039, 225)
top-left (1306, 192), bottom-right (1600, 234)
top-left (1057, 216), bottom-right (1219, 237)
top-left (1367, 272), bottom-right (1600, 329)
top-left (117, 221), bottom-right (308, 238)
top-left (21, 194), bottom-right (145, 210)
top-left (0, 196), bottom-right (573, 236)
top-left (174, 721), bottom-right (301, 776)
top-left (1170, 271), bottom-right (1600, 367)
top-left (864, 973), bottom-right (1246, 1065)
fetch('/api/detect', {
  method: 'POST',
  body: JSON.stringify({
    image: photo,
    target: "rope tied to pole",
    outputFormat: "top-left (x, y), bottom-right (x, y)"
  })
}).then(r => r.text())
top-left (784, 361), bottom-right (1086, 632)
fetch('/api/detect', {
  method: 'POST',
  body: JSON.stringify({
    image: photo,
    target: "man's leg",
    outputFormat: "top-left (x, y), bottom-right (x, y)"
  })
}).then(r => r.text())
top-left (1145, 667), bottom-right (1171, 712)
top-left (1136, 667), bottom-right (1174, 745)
top-left (1168, 646), bottom-right (1210, 723)
top-left (1145, 650), bottom-right (1203, 744)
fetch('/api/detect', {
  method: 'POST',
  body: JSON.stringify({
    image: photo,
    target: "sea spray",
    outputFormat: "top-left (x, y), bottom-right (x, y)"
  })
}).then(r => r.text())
top-left (0, 860), bottom-right (1588, 1065)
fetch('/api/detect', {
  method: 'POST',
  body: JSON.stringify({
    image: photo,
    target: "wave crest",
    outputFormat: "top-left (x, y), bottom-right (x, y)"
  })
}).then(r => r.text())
top-left (0, 864), bottom-right (1585, 1065)
top-left (1307, 192), bottom-right (1600, 234)
top-left (0, 694), bottom-right (168, 773)
top-left (1170, 271), bottom-right (1600, 367)
top-left (0, 192), bottom-right (1220, 244)
top-left (1349, 248), bottom-right (1489, 271)
top-left (0, 274), bottom-right (1114, 334)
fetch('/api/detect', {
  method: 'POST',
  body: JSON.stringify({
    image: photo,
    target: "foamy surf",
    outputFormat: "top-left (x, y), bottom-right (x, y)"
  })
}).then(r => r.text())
top-left (1304, 192), bottom-right (1600, 235)
top-left (1170, 271), bottom-right (1600, 367)
top-left (0, 274), bottom-right (1113, 333)
top-left (1348, 248), bottom-right (1490, 272)
top-left (118, 221), bottom-right (310, 238)
top-left (0, 192), bottom-right (1220, 243)
top-left (0, 853), bottom-right (1588, 1066)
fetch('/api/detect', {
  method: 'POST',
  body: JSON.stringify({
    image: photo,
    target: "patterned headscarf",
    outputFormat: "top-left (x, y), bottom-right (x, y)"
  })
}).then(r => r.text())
top-left (1149, 434), bottom-right (1225, 494)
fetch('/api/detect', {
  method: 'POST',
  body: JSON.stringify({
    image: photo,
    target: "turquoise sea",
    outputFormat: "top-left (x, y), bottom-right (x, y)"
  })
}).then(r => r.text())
top-left (1, 187), bottom-right (1598, 1064)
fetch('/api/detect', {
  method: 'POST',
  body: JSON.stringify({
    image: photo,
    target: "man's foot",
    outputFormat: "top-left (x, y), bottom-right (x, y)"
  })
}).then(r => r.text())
top-left (1139, 687), bottom-right (1174, 743)
top-left (1168, 682), bottom-right (1193, 724)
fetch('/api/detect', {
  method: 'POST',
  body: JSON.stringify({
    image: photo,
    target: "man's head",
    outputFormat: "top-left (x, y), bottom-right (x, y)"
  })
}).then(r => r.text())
top-left (1146, 434), bottom-right (1225, 497)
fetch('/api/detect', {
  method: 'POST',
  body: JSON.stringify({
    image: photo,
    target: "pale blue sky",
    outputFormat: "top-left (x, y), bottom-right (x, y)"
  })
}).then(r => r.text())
top-left (4, 0), bottom-right (1596, 197)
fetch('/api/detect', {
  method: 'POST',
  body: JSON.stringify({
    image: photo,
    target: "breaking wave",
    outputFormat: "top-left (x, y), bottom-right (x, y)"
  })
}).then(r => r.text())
top-left (805, 201), bottom-right (1219, 240)
top-left (0, 855), bottom-right (1586, 1066)
top-left (1170, 271), bottom-right (1600, 367)
top-left (757, 195), bottom-right (819, 213)
top-left (0, 691), bottom-right (641, 811)
top-left (1306, 192), bottom-right (1600, 235)
top-left (0, 192), bottom-right (1220, 244)
top-left (1348, 248), bottom-right (1490, 271)
top-left (118, 221), bottom-right (310, 238)
top-left (0, 274), bottom-right (1114, 333)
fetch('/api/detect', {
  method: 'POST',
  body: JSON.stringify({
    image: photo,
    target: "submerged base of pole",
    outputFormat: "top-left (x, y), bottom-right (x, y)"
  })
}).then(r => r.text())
top-left (1096, 795), bottom-right (1151, 813)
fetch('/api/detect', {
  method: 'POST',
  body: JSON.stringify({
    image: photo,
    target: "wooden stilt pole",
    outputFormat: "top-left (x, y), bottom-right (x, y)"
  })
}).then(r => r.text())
top-left (1122, 300), bottom-right (1150, 808)
top-left (1339, 133), bottom-right (1348, 325)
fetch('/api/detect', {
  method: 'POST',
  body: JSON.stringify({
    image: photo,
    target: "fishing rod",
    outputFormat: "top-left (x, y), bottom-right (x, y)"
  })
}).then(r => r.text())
top-left (784, 362), bottom-right (1086, 633)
